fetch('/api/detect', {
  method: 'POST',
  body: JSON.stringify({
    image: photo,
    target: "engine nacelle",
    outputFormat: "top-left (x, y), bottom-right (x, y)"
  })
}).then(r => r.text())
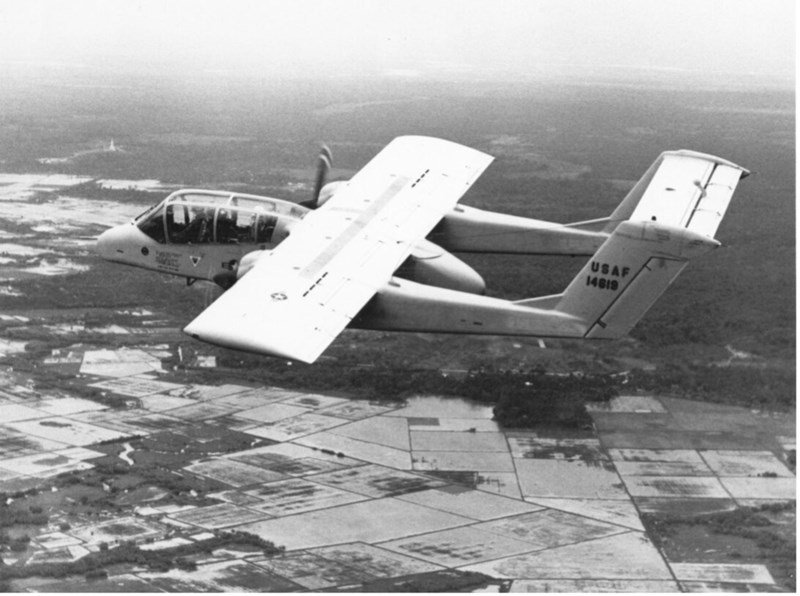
top-left (398, 240), bottom-right (485, 294)
top-left (212, 249), bottom-right (266, 290)
top-left (215, 240), bottom-right (484, 296)
top-left (317, 180), bottom-right (348, 207)
top-left (237, 250), bottom-right (265, 280)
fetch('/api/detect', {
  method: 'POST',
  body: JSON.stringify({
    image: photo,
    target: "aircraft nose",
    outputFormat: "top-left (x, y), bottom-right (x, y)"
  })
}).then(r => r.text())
top-left (96, 225), bottom-right (129, 261)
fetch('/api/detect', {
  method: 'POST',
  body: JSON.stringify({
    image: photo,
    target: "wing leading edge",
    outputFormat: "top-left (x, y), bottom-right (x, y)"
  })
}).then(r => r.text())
top-left (183, 136), bottom-right (493, 363)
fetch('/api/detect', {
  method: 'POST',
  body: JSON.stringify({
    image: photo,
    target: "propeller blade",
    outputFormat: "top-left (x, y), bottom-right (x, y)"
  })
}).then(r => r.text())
top-left (320, 144), bottom-right (332, 164)
top-left (311, 144), bottom-right (332, 207)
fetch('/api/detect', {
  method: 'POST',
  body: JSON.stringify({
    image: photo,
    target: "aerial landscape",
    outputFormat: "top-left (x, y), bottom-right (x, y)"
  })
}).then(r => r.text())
top-left (0, 0), bottom-right (794, 592)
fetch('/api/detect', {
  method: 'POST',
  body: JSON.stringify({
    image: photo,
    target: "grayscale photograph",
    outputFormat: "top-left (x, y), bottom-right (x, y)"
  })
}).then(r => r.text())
top-left (0, 0), bottom-right (794, 592)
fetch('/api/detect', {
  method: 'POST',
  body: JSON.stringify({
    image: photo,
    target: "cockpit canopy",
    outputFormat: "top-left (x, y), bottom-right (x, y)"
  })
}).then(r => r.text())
top-left (136, 190), bottom-right (308, 245)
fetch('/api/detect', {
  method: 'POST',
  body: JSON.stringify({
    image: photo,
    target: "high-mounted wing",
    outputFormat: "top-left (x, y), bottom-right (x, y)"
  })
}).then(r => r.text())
top-left (183, 136), bottom-right (493, 363)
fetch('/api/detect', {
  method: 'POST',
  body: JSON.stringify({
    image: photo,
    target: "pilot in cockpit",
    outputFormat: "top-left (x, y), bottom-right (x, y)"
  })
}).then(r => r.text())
top-left (175, 207), bottom-right (213, 244)
top-left (216, 208), bottom-right (237, 243)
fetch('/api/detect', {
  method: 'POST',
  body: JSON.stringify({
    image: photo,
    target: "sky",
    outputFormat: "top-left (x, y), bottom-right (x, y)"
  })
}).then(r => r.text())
top-left (0, 0), bottom-right (794, 85)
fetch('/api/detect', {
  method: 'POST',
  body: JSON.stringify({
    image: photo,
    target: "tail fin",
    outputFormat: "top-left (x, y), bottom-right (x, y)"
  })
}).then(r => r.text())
top-left (519, 220), bottom-right (719, 338)
top-left (525, 149), bottom-right (749, 338)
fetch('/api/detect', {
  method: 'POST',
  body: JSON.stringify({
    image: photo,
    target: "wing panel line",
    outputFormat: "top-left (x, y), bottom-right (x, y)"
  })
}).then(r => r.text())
top-left (300, 175), bottom-right (411, 279)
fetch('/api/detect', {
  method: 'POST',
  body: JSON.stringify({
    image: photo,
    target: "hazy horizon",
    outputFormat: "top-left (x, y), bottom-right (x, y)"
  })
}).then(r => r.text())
top-left (0, 0), bottom-right (794, 89)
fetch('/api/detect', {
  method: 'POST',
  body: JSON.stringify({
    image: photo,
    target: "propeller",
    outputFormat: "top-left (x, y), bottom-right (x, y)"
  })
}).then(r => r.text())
top-left (301, 144), bottom-right (332, 209)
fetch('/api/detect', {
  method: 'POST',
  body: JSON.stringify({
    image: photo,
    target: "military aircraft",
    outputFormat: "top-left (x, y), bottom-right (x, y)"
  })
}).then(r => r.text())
top-left (96, 136), bottom-right (748, 363)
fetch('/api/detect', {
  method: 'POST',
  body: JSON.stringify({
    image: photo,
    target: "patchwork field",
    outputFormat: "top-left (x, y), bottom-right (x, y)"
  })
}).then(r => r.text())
top-left (0, 361), bottom-right (793, 590)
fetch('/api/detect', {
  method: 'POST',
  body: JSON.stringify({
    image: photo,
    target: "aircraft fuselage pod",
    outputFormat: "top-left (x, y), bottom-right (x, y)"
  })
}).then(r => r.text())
top-left (98, 189), bottom-right (494, 294)
top-left (97, 190), bottom-right (308, 288)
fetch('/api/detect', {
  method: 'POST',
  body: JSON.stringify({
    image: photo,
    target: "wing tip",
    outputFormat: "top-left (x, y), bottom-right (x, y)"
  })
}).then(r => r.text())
top-left (182, 322), bottom-right (320, 364)
top-left (390, 135), bottom-right (494, 164)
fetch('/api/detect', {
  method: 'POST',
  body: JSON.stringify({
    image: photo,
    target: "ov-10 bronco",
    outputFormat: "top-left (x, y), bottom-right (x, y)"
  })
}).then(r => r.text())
top-left (96, 136), bottom-right (748, 363)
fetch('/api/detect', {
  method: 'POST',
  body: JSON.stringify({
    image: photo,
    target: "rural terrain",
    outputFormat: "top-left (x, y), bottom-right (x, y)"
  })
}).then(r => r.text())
top-left (0, 70), bottom-right (794, 591)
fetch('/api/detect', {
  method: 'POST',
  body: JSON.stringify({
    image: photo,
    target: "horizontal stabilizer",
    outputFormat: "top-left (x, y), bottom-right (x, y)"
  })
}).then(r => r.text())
top-left (605, 150), bottom-right (748, 238)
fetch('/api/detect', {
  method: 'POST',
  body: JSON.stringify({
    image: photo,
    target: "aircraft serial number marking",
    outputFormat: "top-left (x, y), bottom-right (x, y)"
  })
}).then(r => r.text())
top-left (586, 276), bottom-right (619, 290)
top-left (587, 261), bottom-right (631, 291)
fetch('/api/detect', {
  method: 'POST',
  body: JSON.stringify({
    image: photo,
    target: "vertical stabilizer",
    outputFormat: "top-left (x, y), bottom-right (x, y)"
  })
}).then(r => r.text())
top-left (519, 220), bottom-right (719, 338)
